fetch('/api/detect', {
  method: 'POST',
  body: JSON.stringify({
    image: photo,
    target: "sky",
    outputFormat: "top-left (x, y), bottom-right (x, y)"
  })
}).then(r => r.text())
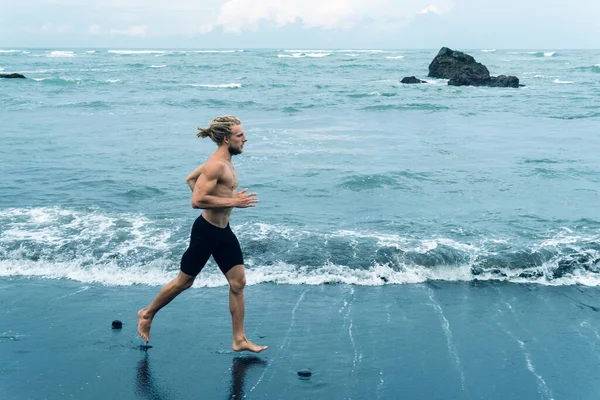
top-left (1, 0), bottom-right (599, 49)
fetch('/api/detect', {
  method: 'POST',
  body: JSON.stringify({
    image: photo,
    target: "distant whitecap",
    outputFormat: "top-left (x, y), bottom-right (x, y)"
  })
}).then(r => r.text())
top-left (192, 50), bottom-right (237, 53)
top-left (339, 50), bottom-right (385, 53)
top-left (108, 50), bottom-right (167, 55)
top-left (189, 83), bottom-right (242, 88)
top-left (49, 51), bottom-right (75, 57)
top-left (553, 79), bottom-right (574, 84)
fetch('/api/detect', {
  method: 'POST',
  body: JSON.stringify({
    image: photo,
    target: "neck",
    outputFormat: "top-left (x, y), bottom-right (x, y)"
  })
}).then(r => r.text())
top-left (216, 144), bottom-right (232, 161)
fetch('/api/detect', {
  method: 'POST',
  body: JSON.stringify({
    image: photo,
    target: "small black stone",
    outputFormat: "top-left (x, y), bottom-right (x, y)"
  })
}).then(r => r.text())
top-left (111, 320), bottom-right (123, 329)
top-left (297, 370), bottom-right (312, 378)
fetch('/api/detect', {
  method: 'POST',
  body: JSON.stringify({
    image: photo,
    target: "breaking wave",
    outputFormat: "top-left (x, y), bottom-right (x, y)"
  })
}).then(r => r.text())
top-left (1, 207), bottom-right (599, 287)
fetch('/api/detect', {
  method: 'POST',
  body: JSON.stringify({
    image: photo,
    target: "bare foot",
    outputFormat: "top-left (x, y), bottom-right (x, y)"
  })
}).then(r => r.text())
top-left (233, 337), bottom-right (268, 353)
top-left (137, 309), bottom-right (153, 342)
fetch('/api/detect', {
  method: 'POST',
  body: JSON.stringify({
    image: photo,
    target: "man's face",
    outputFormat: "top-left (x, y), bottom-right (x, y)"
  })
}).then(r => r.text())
top-left (227, 124), bottom-right (247, 155)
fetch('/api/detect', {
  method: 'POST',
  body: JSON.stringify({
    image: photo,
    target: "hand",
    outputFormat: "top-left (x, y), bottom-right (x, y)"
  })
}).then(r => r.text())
top-left (234, 188), bottom-right (259, 208)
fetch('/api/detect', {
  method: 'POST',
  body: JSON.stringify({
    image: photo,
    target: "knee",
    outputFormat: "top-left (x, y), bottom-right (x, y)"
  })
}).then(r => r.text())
top-left (229, 277), bottom-right (246, 294)
top-left (175, 276), bottom-right (195, 290)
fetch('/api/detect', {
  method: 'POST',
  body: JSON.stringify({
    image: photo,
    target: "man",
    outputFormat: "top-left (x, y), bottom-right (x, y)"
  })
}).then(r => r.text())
top-left (137, 115), bottom-right (267, 353)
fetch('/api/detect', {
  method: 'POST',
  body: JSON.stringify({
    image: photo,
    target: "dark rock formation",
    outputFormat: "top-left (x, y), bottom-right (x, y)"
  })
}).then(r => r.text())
top-left (429, 47), bottom-right (489, 81)
top-left (488, 75), bottom-right (520, 88)
top-left (428, 47), bottom-right (520, 88)
top-left (402, 76), bottom-right (426, 84)
top-left (0, 73), bottom-right (26, 79)
top-left (401, 76), bottom-right (426, 84)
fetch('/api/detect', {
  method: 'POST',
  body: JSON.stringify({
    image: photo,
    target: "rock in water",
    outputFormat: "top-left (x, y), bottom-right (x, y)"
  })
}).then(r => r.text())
top-left (428, 47), bottom-right (490, 83)
top-left (111, 320), bottom-right (123, 329)
top-left (488, 75), bottom-right (520, 88)
top-left (0, 73), bottom-right (26, 79)
top-left (401, 76), bottom-right (426, 84)
top-left (297, 370), bottom-right (312, 378)
top-left (428, 47), bottom-right (520, 88)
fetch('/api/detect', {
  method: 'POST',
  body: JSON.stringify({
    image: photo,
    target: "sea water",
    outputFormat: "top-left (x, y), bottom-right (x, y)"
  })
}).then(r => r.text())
top-left (1, 48), bottom-right (599, 287)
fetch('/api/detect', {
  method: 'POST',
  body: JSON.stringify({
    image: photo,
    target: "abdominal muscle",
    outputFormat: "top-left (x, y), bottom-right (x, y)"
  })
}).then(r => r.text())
top-left (202, 183), bottom-right (236, 228)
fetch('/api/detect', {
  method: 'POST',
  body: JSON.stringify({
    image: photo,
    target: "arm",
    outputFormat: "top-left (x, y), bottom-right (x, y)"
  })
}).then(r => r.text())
top-left (191, 163), bottom-right (259, 209)
top-left (186, 163), bottom-right (205, 191)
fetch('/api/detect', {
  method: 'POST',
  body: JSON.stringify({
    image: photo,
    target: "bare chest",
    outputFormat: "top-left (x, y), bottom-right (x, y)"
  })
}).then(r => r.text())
top-left (218, 164), bottom-right (238, 192)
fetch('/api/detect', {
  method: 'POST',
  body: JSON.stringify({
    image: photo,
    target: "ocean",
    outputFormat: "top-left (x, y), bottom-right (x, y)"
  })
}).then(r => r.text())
top-left (1, 48), bottom-right (600, 399)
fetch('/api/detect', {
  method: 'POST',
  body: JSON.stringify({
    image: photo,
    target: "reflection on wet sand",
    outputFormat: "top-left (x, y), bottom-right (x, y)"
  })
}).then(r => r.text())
top-left (136, 354), bottom-right (173, 400)
top-left (135, 353), bottom-right (267, 399)
top-left (230, 356), bottom-right (268, 399)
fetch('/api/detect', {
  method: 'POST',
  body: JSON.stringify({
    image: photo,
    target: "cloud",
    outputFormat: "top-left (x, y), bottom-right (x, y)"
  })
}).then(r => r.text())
top-left (88, 24), bottom-right (102, 35)
top-left (39, 23), bottom-right (72, 34)
top-left (40, 0), bottom-right (222, 12)
top-left (110, 25), bottom-right (148, 37)
top-left (212, 0), bottom-right (455, 33)
top-left (419, 4), bottom-right (442, 14)
top-left (5, 0), bottom-right (599, 48)
top-left (217, 0), bottom-right (356, 32)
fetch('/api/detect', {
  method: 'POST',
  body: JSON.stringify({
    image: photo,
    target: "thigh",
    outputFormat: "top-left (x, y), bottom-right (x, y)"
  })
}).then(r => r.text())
top-left (180, 216), bottom-right (216, 277)
top-left (180, 245), bottom-right (212, 277)
top-left (212, 228), bottom-right (244, 276)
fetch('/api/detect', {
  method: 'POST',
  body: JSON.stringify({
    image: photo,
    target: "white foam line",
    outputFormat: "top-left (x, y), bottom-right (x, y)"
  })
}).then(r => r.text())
top-left (348, 319), bottom-right (360, 374)
top-left (377, 371), bottom-right (385, 399)
top-left (250, 288), bottom-right (309, 393)
top-left (518, 339), bottom-right (554, 399)
top-left (340, 286), bottom-right (355, 329)
top-left (501, 325), bottom-right (554, 400)
top-left (342, 287), bottom-right (359, 374)
top-left (278, 289), bottom-right (308, 353)
top-left (428, 289), bottom-right (466, 390)
top-left (57, 286), bottom-right (90, 299)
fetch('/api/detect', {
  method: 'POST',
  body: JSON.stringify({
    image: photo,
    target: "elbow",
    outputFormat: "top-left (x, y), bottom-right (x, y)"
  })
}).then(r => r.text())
top-left (191, 195), bottom-right (204, 209)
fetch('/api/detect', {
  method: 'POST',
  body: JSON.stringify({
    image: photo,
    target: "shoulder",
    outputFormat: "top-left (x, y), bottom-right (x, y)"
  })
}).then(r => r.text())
top-left (202, 159), bottom-right (226, 178)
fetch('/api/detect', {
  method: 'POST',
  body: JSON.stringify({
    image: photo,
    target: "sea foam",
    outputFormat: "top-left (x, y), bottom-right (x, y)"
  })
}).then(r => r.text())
top-left (2, 207), bottom-right (599, 288)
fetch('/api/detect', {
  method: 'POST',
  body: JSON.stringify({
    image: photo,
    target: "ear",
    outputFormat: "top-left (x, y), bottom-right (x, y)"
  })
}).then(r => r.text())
top-left (223, 136), bottom-right (230, 145)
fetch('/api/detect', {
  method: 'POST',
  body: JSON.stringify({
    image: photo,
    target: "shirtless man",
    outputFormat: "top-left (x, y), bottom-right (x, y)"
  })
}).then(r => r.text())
top-left (137, 115), bottom-right (267, 353)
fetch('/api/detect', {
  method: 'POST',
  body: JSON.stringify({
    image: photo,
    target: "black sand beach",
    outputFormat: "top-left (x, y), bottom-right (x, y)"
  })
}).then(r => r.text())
top-left (2, 278), bottom-right (600, 399)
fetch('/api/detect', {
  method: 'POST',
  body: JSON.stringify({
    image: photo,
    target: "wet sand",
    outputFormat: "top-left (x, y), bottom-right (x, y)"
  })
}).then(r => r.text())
top-left (2, 278), bottom-right (600, 399)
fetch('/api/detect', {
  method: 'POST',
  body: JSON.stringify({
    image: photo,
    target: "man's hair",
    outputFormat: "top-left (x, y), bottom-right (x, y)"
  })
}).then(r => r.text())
top-left (197, 115), bottom-right (241, 145)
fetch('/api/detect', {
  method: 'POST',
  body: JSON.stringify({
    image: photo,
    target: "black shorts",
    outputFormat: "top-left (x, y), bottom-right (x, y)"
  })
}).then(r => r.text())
top-left (180, 215), bottom-right (244, 276)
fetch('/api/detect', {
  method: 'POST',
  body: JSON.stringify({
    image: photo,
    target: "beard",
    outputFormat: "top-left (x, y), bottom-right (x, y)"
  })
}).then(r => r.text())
top-left (228, 145), bottom-right (243, 155)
